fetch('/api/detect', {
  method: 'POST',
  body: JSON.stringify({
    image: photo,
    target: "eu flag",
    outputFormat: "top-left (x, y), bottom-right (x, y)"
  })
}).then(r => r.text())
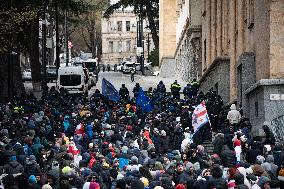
top-left (102, 78), bottom-right (120, 101)
top-left (136, 89), bottom-right (153, 112)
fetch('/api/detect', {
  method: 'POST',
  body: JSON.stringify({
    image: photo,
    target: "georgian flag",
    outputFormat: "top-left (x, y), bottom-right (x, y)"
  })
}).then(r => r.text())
top-left (192, 101), bottom-right (210, 133)
top-left (67, 142), bottom-right (80, 156)
top-left (75, 123), bottom-right (84, 135)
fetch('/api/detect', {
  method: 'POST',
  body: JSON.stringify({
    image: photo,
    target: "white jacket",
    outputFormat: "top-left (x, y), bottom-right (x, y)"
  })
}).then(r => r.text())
top-left (227, 104), bottom-right (241, 124)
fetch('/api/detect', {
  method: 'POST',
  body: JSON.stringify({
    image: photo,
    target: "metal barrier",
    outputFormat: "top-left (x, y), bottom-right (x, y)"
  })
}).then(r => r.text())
top-left (270, 115), bottom-right (284, 143)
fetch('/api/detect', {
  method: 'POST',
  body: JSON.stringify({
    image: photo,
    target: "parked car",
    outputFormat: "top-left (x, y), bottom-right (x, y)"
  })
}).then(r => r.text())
top-left (116, 62), bottom-right (126, 72)
top-left (22, 69), bottom-right (32, 81)
top-left (46, 66), bottom-right (57, 82)
top-left (153, 71), bottom-right (160, 76)
top-left (123, 62), bottom-right (136, 74)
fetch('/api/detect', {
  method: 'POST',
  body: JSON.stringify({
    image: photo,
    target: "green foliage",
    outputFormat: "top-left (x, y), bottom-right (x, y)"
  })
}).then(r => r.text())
top-left (149, 48), bottom-right (159, 67)
top-left (0, 0), bottom-right (94, 53)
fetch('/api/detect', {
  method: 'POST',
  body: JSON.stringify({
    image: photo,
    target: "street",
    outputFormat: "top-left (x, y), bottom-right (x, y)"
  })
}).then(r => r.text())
top-left (24, 71), bottom-right (187, 97)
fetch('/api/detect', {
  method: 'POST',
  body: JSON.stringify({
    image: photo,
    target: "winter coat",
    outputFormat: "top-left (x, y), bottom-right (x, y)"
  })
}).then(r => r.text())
top-left (245, 148), bottom-right (261, 164)
top-left (220, 145), bottom-right (236, 168)
top-left (31, 137), bottom-right (44, 156)
top-left (118, 153), bottom-right (130, 170)
top-left (227, 104), bottom-right (241, 124)
top-left (4, 161), bottom-right (24, 174)
top-left (157, 136), bottom-right (170, 154)
top-left (24, 161), bottom-right (41, 176)
top-left (208, 178), bottom-right (228, 189)
top-left (213, 133), bottom-right (224, 155)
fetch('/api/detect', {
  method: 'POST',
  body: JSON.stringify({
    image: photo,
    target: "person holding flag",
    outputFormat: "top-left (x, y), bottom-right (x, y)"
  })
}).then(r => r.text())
top-left (192, 101), bottom-right (212, 144)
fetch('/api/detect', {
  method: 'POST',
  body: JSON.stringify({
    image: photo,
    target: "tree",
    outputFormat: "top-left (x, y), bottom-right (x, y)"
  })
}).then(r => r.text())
top-left (70, 0), bottom-right (109, 58)
top-left (0, 0), bottom-right (92, 101)
top-left (103, 0), bottom-right (159, 50)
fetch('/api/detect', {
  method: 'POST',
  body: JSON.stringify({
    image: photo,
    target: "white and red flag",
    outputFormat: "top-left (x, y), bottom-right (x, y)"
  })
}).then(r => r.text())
top-left (192, 101), bottom-right (210, 133)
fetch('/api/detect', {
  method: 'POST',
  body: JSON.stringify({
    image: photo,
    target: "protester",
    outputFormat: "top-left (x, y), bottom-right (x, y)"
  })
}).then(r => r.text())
top-left (0, 79), bottom-right (281, 189)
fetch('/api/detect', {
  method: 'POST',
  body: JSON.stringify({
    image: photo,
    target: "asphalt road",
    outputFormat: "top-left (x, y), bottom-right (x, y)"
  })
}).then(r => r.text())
top-left (24, 71), bottom-right (187, 98)
top-left (93, 71), bottom-right (187, 97)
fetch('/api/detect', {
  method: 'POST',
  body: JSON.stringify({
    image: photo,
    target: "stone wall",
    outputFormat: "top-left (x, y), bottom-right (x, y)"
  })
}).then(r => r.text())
top-left (175, 29), bottom-right (201, 82)
top-left (159, 0), bottom-right (176, 64)
top-left (245, 79), bottom-right (284, 137)
top-left (237, 52), bottom-right (256, 117)
top-left (199, 57), bottom-right (230, 104)
top-left (160, 57), bottom-right (175, 78)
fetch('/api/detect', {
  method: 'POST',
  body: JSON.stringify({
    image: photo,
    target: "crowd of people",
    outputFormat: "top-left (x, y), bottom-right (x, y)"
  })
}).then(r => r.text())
top-left (0, 80), bottom-right (283, 189)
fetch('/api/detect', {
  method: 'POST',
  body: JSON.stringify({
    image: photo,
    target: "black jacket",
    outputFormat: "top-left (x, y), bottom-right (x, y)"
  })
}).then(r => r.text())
top-left (4, 161), bottom-right (24, 174)
top-left (208, 178), bottom-right (228, 189)
top-left (220, 145), bottom-right (236, 168)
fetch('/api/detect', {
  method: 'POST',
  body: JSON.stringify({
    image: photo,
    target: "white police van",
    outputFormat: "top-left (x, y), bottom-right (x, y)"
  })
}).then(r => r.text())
top-left (57, 66), bottom-right (90, 94)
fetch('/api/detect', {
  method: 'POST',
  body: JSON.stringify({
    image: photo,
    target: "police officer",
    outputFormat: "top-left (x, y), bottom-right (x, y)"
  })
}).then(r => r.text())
top-left (119, 84), bottom-right (129, 101)
top-left (183, 83), bottom-right (193, 99)
top-left (133, 83), bottom-right (141, 98)
top-left (130, 68), bottom-right (135, 83)
top-left (190, 79), bottom-right (199, 97)
top-left (170, 80), bottom-right (181, 99)
top-left (156, 81), bottom-right (166, 94)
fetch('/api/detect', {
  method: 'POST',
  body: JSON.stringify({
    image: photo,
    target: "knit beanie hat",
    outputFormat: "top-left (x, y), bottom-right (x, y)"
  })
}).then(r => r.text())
top-left (154, 161), bottom-right (164, 170)
top-left (130, 180), bottom-right (144, 189)
top-left (154, 187), bottom-right (164, 189)
top-left (28, 175), bottom-right (37, 184)
top-left (257, 176), bottom-right (270, 188)
top-left (256, 155), bottom-right (265, 164)
top-left (131, 156), bottom-right (138, 164)
top-left (62, 166), bottom-right (72, 175)
top-left (252, 164), bottom-right (264, 176)
top-left (121, 146), bottom-right (128, 154)
top-left (10, 156), bottom-right (17, 161)
top-left (42, 184), bottom-right (53, 189)
top-left (116, 179), bottom-right (126, 189)
top-left (140, 177), bottom-right (149, 187)
top-left (175, 184), bottom-right (186, 189)
top-left (83, 182), bottom-right (100, 189)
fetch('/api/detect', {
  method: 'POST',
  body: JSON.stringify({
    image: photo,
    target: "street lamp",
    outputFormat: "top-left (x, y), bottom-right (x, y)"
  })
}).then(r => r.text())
top-left (42, 0), bottom-right (48, 92)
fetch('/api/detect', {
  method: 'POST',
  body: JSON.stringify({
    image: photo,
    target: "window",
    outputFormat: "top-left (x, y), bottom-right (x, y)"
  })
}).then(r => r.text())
top-left (118, 41), bottom-right (122, 52)
top-left (247, 0), bottom-right (254, 29)
top-left (117, 21), bottom-right (122, 31)
top-left (204, 39), bottom-right (206, 64)
top-left (126, 40), bottom-right (131, 52)
top-left (255, 101), bottom-right (258, 117)
top-left (126, 21), bottom-right (130, 31)
top-left (202, 0), bottom-right (206, 16)
top-left (108, 21), bottom-right (112, 31)
top-left (109, 41), bottom-right (114, 53)
top-left (214, 82), bottom-right (219, 94)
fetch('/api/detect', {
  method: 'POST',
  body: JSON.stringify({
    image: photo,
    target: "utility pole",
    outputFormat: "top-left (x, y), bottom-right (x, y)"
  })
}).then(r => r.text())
top-left (55, 0), bottom-right (60, 77)
top-left (147, 33), bottom-right (150, 63)
top-left (42, 0), bottom-right (47, 92)
top-left (140, 4), bottom-right (145, 75)
top-left (65, 1), bottom-right (69, 66)
top-left (136, 20), bottom-right (140, 65)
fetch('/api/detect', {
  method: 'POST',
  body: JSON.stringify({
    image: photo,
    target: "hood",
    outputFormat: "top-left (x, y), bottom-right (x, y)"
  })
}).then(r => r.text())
top-left (230, 104), bottom-right (237, 110)
top-left (34, 137), bottom-right (41, 145)
top-left (9, 161), bottom-right (21, 168)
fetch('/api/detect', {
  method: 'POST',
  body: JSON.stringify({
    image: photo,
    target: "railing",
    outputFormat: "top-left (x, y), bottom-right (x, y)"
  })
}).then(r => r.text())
top-left (270, 115), bottom-right (284, 143)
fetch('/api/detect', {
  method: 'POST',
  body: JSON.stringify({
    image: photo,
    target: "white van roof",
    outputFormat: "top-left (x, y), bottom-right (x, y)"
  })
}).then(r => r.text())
top-left (83, 59), bottom-right (97, 63)
top-left (58, 66), bottom-right (85, 74)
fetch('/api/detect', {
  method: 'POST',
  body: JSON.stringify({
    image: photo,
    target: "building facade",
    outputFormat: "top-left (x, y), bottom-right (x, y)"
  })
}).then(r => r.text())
top-left (199, 0), bottom-right (284, 136)
top-left (101, 8), bottom-right (153, 65)
top-left (159, 0), bottom-right (177, 77)
top-left (174, 0), bottom-right (202, 82)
